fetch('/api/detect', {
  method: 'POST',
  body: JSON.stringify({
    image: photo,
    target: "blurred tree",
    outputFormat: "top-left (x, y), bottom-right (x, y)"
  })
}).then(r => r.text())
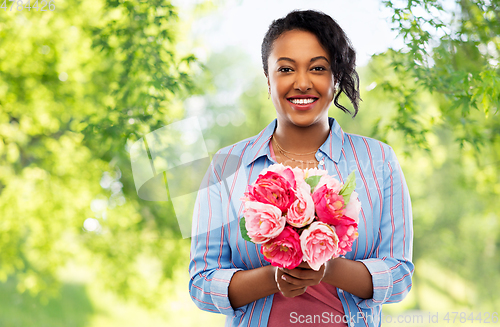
top-left (184, 46), bottom-right (276, 153)
top-left (0, 0), bottom-right (199, 308)
top-left (376, 0), bottom-right (499, 153)
top-left (371, 0), bottom-right (500, 310)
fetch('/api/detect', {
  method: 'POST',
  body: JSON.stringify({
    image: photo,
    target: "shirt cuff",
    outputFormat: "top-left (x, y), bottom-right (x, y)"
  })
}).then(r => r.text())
top-left (352, 258), bottom-right (393, 309)
top-left (210, 268), bottom-right (246, 316)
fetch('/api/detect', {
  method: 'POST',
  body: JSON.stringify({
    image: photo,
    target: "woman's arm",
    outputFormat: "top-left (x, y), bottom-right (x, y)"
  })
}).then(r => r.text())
top-left (228, 265), bottom-right (278, 309)
top-left (323, 257), bottom-right (373, 298)
top-left (349, 145), bottom-right (414, 308)
top-left (189, 151), bottom-right (248, 316)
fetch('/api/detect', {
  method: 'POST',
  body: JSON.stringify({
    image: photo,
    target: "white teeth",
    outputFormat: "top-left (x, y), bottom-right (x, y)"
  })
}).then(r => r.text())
top-left (290, 98), bottom-right (316, 105)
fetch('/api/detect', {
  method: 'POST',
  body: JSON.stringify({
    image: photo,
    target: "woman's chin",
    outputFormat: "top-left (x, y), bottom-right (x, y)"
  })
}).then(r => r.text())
top-left (286, 115), bottom-right (324, 128)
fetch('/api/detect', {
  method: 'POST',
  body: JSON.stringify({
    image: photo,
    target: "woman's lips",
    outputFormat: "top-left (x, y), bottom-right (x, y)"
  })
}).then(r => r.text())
top-left (286, 98), bottom-right (319, 111)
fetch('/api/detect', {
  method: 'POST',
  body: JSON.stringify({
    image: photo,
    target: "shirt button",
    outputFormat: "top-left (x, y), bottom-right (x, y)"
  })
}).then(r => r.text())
top-left (319, 158), bottom-right (325, 165)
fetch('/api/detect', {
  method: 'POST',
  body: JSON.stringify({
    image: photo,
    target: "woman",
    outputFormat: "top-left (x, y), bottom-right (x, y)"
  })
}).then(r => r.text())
top-left (189, 10), bottom-right (414, 327)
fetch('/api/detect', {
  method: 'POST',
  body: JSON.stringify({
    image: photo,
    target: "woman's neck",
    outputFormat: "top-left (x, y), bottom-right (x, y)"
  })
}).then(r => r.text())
top-left (272, 118), bottom-right (331, 154)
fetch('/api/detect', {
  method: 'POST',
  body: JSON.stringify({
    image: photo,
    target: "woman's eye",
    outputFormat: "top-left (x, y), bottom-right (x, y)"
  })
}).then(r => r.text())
top-left (312, 66), bottom-right (326, 71)
top-left (278, 67), bottom-right (293, 73)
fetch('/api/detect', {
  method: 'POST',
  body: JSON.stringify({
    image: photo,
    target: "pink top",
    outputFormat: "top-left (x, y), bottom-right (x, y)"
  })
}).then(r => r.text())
top-left (267, 141), bottom-right (348, 327)
top-left (268, 283), bottom-right (348, 327)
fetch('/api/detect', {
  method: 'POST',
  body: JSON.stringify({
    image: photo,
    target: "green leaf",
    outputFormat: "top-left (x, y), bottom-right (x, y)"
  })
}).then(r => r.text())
top-left (239, 217), bottom-right (253, 243)
top-left (339, 171), bottom-right (356, 203)
top-left (305, 175), bottom-right (322, 191)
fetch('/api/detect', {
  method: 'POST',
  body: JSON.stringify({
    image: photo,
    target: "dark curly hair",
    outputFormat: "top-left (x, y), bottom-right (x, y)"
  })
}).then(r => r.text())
top-left (261, 10), bottom-right (360, 117)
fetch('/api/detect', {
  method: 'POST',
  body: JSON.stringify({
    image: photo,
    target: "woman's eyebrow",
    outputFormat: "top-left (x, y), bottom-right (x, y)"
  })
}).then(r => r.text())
top-left (276, 56), bottom-right (330, 63)
top-left (276, 57), bottom-right (295, 63)
top-left (310, 56), bottom-right (330, 63)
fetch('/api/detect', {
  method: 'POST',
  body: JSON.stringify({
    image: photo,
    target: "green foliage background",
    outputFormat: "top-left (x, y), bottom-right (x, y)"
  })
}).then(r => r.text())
top-left (0, 0), bottom-right (498, 326)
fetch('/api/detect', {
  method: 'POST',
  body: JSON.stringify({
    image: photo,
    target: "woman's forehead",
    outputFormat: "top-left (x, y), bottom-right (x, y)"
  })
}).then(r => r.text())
top-left (269, 30), bottom-right (329, 62)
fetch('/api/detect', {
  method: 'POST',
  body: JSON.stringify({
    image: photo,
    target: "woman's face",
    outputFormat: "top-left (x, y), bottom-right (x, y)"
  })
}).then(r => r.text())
top-left (267, 29), bottom-right (335, 128)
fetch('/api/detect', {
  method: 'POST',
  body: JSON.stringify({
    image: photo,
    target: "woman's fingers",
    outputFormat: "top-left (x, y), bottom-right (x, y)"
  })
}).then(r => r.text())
top-left (297, 261), bottom-right (311, 269)
top-left (280, 287), bottom-right (308, 298)
top-left (276, 268), bottom-right (307, 293)
top-left (280, 272), bottom-right (303, 286)
top-left (282, 263), bottom-right (325, 281)
top-left (275, 264), bottom-right (327, 298)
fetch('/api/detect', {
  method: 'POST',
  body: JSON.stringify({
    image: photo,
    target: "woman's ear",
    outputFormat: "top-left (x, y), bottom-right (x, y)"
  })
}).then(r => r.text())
top-left (332, 78), bottom-right (339, 95)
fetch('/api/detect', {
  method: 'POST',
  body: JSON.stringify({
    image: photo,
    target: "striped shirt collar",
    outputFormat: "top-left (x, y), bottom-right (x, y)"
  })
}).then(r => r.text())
top-left (244, 117), bottom-right (345, 167)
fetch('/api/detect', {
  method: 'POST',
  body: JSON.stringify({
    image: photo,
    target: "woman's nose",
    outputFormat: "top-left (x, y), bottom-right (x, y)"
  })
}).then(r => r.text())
top-left (293, 71), bottom-right (312, 91)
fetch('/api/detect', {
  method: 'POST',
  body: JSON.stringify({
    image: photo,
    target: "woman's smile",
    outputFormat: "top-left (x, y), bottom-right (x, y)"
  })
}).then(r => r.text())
top-left (287, 95), bottom-right (319, 111)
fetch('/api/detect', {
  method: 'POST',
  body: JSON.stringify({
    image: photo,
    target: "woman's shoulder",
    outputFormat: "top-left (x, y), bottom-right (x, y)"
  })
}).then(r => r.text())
top-left (215, 135), bottom-right (259, 155)
top-left (213, 123), bottom-right (273, 158)
top-left (342, 131), bottom-right (395, 161)
top-left (209, 128), bottom-right (270, 173)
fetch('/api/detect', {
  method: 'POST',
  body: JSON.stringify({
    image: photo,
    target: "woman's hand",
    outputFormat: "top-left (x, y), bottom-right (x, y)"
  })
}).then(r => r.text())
top-left (275, 261), bottom-right (326, 298)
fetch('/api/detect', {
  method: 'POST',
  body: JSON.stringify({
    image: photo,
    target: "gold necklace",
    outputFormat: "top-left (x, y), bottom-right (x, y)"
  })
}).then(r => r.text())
top-left (272, 137), bottom-right (317, 156)
top-left (272, 137), bottom-right (319, 165)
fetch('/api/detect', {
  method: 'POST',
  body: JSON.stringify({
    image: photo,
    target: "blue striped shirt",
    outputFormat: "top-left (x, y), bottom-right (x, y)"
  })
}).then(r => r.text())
top-left (189, 117), bottom-right (414, 327)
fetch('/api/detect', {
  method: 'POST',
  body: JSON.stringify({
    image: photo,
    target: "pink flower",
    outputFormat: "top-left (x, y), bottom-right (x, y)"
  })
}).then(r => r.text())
top-left (312, 185), bottom-right (346, 225)
top-left (260, 226), bottom-right (303, 269)
top-left (243, 201), bottom-right (285, 244)
top-left (335, 221), bottom-right (359, 256)
top-left (291, 167), bottom-right (306, 186)
top-left (313, 174), bottom-right (342, 194)
top-left (343, 191), bottom-right (361, 224)
top-left (300, 222), bottom-right (339, 271)
top-left (286, 181), bottom-right (315, 228)
top-left (243, 170), bottom-right (296, 213)
top-left (260, 163), bottom-right (297, 189)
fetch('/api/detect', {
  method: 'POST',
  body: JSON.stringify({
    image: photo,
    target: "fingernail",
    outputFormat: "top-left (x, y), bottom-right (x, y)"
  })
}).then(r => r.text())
top-left (281, 275), bottom-right (286, 281)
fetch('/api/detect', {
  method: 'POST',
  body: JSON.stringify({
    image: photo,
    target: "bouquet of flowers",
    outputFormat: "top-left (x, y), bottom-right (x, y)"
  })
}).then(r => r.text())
top-left (239, 164), bottom-right (361, 271)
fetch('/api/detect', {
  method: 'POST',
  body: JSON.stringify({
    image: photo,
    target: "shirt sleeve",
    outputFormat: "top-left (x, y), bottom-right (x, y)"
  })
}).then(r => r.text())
top-left (353, 145), bottom-right (414, 309)
top-left (188, 151), bottom-right (246, 317)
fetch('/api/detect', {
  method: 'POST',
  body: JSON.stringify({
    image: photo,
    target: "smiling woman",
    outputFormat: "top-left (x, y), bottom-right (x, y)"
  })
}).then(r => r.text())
top-left (268, 30), bottom-right (335, 128)
top-left (189, 9), bottom-right (414, 327)
top-left (266, 29), bottom-right (338, 168)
